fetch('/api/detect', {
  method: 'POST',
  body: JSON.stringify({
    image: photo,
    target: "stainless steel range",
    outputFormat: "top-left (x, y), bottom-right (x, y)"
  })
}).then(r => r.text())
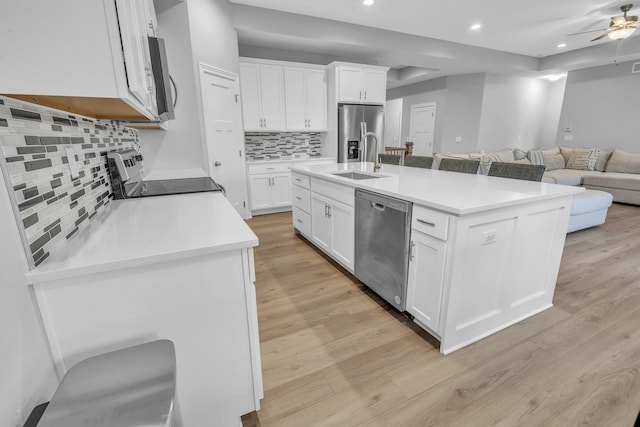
top-left (107, 149), bottom-right (224, 199)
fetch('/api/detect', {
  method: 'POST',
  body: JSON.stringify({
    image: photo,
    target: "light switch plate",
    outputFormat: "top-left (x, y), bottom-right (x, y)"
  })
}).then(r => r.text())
top-left (563, 135), bottom-right (574, 141)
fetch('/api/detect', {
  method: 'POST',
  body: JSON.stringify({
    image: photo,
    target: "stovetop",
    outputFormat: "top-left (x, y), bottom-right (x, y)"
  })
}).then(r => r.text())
top-left (107, 149), bottom-right (224, 199)
top-left (124, 177), bottom-right (224, 198)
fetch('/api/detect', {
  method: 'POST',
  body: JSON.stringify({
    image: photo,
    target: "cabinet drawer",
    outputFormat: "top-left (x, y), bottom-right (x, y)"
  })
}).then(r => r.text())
top-left (412, 205), bottom-right (450, 241)
top-left (292, 185), bottom-right (311, 213)
top-left (291, 172), bottom-right (310, 189)
top-left (311, 178), bottom-right (354, 207)
top-left (247, 162), bottom-right (292, 174)
top-left (293, 207), bottom-right (311, 237)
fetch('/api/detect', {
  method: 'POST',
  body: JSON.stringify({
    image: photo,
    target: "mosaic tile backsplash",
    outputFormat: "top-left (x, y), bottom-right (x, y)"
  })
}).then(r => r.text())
top-left (245, 132), bottom-right (322, 160)
top-left (0, 96), bottom-right (137, 268)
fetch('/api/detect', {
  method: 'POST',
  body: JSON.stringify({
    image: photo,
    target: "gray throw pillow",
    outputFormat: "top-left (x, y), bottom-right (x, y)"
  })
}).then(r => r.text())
top-left (594, 149), bottom-right (613, 172)
top-left (543, 153), bottom-right (565, 171)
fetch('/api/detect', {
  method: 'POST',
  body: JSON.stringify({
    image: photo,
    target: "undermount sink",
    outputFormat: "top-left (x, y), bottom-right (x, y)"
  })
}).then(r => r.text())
top-left (331, 171), bottom-right (386, 180)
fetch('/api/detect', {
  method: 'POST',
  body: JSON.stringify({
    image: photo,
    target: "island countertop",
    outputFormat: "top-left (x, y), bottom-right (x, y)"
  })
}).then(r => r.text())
top-left (26, 192), bottom-right (258, 284)
top-left (290, 161), bottom-right (584, 215)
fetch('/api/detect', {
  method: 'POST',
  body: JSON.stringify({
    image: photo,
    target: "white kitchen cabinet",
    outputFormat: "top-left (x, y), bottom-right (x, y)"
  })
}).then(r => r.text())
top-left (239, 62), bottom-right (285, 131)
top-left (0, 0), bottom-right (159, 121)
top-left (406, 230), bottom-right (447, 335)
top-left (247, 162), bottom-right (292, 214)
top-left (248, 173), bottom-right (291, 211)
top-left (309, 178), bottom-right (355, 272)
top-left (284, 67), bottom-right (327, 131)
top-left (331, 63), bottom-right (389, 104)
top-left (115, 0), bottom-right (157, 112)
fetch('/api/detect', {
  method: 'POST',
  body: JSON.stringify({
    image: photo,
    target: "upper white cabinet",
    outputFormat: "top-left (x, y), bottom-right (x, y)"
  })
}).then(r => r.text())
top-left (331, 63), bottom-right (389, 104)
top-left (115, 0), bottom-right (158, 113)
top-left (284, 67), bottom-right (327, 131)
top-left (0, 0), bottom-right (160, 121)
top-left (239, 62), bottom-right (286, 131)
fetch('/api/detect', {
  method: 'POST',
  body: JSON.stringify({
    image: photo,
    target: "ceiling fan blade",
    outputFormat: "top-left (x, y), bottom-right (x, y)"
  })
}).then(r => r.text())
top-left (566, 28), bottom-right (609, 36)
top-left (591, 32), bottom-right (610, 41)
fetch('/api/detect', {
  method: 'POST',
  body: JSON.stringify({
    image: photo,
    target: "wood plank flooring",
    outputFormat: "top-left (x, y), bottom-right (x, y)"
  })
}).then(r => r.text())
top-left (242, 203), bottom-right (640, 427)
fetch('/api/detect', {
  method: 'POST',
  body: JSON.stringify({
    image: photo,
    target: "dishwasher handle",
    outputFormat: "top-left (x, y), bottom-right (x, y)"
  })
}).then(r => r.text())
top-left (371, 202), bottom-right (386, 212)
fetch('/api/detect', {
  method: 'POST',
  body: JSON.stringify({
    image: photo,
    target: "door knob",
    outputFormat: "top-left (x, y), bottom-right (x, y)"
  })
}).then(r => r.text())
top-left (214, 161), bottom-right (222, 167)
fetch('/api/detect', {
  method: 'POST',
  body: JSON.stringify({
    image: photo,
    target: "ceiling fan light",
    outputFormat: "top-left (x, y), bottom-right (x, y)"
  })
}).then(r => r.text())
top-left (607, 27), bottom-right (636, 40)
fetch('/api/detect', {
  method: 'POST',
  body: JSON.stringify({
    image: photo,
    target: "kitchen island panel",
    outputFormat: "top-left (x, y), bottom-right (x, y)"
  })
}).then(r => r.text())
top-left (440, 197), bottom-right (572, 354)
top-left (33, 245), bottom-right (262, 426)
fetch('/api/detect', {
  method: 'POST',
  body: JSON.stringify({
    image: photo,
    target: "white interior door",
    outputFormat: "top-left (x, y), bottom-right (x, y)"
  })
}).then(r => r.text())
top-left (409, 102), bottom-right (436, 156)
top-left (200, 64), bottom-right (250, 219)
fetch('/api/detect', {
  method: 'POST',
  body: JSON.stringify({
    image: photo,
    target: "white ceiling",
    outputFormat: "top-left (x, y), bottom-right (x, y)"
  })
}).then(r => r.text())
top-left (229, 0), bottom-right (640, 87)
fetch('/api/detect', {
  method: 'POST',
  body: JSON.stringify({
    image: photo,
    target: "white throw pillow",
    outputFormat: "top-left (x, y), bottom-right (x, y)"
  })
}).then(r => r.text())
top-left (567, 148), bottom-right (600, 171)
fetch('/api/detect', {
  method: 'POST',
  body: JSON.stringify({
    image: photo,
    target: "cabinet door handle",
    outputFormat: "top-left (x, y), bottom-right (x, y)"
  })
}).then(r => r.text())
top-left (327, 205), bottom-right (332, 218)
top-left (263, 118), bottom-right (267, 128)
top-left (409, 241), bottom-right (415, 261)
top-left (266, 167), bottom-right (275, 170)
top-left (417, 218), bottom-right (436, 227)
top-left (296, 219), bottom-right (303, 224)
top-left (359, 90), bottom-right (362, 101)
top-left (324, 204), bottom-right (328, 218)
top-left (295, 178), bottom-right (302, 182)
top-left (364, 91), bottom-right (367, 101)
top-left (296, 196), bottom-right (303, 200)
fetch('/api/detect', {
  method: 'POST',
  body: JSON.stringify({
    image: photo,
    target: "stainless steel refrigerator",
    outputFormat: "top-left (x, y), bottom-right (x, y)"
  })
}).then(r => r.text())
top-left (338, 104), bottom-right (385, 163)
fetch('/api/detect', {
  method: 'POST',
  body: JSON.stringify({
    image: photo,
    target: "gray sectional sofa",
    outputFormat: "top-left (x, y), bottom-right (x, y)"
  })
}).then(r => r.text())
top-left (435, 146), bottom-right (640, 206)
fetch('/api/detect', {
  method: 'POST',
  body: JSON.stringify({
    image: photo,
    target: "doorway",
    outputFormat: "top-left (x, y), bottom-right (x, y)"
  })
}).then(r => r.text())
top-left (199, 64), bottom-right (249, 219)
top-left (409, 102), bottom-right (436, 156)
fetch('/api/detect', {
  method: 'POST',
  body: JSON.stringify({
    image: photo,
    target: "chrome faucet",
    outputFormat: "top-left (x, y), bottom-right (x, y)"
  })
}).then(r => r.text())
top-left (361, 131), bottom-right (381, 172)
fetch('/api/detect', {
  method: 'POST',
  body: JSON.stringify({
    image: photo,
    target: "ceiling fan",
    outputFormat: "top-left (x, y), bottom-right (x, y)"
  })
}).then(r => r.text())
top-left (569, 4), bottom-right (639, 41)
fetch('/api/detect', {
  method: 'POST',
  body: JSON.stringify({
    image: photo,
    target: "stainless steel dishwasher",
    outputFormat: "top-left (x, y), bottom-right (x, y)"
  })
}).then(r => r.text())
top-left (355, 188), bottom-right (412, 312)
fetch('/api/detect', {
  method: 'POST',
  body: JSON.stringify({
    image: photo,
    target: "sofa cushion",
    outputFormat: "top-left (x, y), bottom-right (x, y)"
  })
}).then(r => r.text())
top-left (594, 149), bottom-right (613, 172)
top-left (566, 148), bottom-right (599, 171)
top-left (513, 148), bottom-right (528, 160)
top-left (543, 169), bottom-right (597, 186)
top-left (583, 172), bottom-right (640, 191)
top-left (559, 147), bottom-right (574, 165)
top-left (606, 149), bottom-right (640, 174)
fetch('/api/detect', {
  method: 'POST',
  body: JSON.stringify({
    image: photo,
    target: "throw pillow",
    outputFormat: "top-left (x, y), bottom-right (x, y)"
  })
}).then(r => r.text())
top-left (566, 148), bottom-right (600, 171)
top-left (528, 147), bottom-right (559, 166)
top-left (543, 153), bottom-right (566, 171)
top-left (478, 149), bottom-right (515, 175)
top-left (594, 149), bottom-right (613, 172)
top-left (559, 147), bottom-right (574, 165)
top-left (513, 148), bottom-right (528, 160)
top-left (606, 149), bottom-right (640, 174)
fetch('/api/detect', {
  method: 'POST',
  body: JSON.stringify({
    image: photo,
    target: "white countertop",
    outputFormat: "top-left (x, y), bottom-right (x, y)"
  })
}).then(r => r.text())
top-left (27, 192), bottom-right (258, 284)
top-left (290, 162), bottom-right (584, 215)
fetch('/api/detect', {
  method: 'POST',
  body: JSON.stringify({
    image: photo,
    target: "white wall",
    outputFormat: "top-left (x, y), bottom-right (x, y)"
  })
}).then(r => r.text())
top-left (139, 0), bottom-right (241, 175)
top-left (477, 74), bottom-right (551, 152)
top-left (440, 74), bottom-right (485, 154)
top-left (0, 171), bottom-right (58, 426)
top-left (555, 60), bottom-right (640, 153)
top-left (384, 98), bottom-right (403, 147)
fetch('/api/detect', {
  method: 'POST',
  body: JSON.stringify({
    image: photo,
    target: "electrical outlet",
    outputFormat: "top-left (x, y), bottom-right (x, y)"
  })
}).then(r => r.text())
top-left (65, 147), bottom-right (80, 179)
top-left (455, 136), bottom-right (462, 143)
top-left (482, 229), bottom-right (498, 246)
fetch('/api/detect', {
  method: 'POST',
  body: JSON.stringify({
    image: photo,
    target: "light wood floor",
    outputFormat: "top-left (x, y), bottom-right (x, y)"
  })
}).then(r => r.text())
top-left (242, 203), bottom-right (640, 427)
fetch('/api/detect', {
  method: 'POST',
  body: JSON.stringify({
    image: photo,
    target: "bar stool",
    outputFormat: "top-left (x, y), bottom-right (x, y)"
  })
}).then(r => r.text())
top-left (37, 340), bottom-right (182, 427)
top-left (438, 158), bottom-right (480, 174)
top-left (488, 162), bottom-right (546, 182)
top-left (378, 153), bottom-right (403, 165)
top-left (403, 155), bottom-right (434, 169)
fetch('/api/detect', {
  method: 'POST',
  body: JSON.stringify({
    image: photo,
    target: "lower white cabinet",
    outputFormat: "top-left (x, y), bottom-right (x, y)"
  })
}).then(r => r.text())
top-left (406, 230), bottom-right (447, 335)
top-left (248, 172), bottom-right (291, 211)
top-left (310, 188), bottom-right (354, 272)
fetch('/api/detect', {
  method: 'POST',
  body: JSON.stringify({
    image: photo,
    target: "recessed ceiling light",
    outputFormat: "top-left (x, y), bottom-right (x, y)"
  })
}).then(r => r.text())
top-left (363, 0), bottom-right (374, 5)
top-left (470, 23), bottom-right (482, 31)
top-left (543, 74), bottom-right (566, 82)
top-left (557, 43), bottom-right (567, 48)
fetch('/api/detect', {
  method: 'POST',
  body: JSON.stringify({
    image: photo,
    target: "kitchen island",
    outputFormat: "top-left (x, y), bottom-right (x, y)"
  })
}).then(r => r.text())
top-left (290, 161), bottom-right (583, 354)
top-left (26, 192), bottom-right (262, 427)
